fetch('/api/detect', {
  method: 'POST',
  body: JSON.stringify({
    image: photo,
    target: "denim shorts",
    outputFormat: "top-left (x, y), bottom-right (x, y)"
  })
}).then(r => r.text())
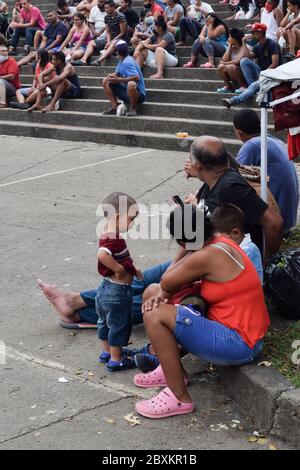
top-left (174, 305), bottom-right (264, 366)
top-left (95, 279), bottom-right (133, 347)
top-left (110, 83), bottom-right (146, 104)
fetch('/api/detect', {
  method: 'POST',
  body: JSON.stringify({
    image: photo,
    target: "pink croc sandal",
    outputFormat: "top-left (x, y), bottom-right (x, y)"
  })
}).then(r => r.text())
top-left (134, 365), bottom-right (189, 388)
top-left (200, 62), bottom-right (216, 69)
top-left (135, 387), bottom-right (194, 419)
top-left (183, 61), bottom-right (195, 68)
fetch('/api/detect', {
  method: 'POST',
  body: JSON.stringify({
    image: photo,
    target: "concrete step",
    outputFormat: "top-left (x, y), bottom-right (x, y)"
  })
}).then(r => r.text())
top-left (20, 73), bottom-right (224, 90)
top-left (15, 45), bottom-right (195, 57)
top-left (57, 98), bottom-right (273, 122)
top-left (20, 63), bottom-right (223, 79)
top-left (0, 118), bottom-right (242, 153)
top-left (0, 108), bottom-right (242, 138)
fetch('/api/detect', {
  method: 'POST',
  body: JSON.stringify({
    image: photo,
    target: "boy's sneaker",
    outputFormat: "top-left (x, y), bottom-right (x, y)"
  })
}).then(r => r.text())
top-left (98, 347), bottom-right (132, 363)
top-left (106, 356), bottom-right (137, 372)
top-left (116, 102), bottom-right (127, 116)
top-left (98, 351), bottom-right (111, 363)
top-left (134, 353), bottom-right (160, 373)
top-left (126, 110), bottom-right (137, 117)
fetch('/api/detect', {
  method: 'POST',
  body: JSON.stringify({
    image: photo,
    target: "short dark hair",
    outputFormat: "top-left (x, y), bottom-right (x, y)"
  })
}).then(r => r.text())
top-left (52, 50), bottom-right (66, 65)
top-left (47, 9), bottom-right (58, 15)
top-left (154, 15), bottom-right (167, 31)
top-left (167, 204), bottom-right (214, 245)
top-left (124, 0), bottom-right (132, 5)
top-left (210, 203), bottom-right (245, 234)
top-left (102, 192), bottom-right (137, 218)
top-left (229, 28), bottom-right (244, 45)
top-left (105, 0), bottom-right (116, 6)
top-left (190, 138), bottom-right (229, 170)
top-left (57, 0), bottom-right (68, 8)
top-left (233, 109), bottom-right (261, 135)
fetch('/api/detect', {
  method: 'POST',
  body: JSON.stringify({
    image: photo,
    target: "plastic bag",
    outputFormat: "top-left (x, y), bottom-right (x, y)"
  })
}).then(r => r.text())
top-left (264, 248), bottom-right (300, 320)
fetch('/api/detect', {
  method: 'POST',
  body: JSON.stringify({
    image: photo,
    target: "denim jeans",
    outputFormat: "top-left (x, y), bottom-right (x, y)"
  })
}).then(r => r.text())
top-left (179, 17), bottom-right (202, 41)
top-left (192, 38), bottom-right (226, 59)
top-left (11, 27), bottom-right (42, 47)
top-left (174, 305), bottom-right (264, 366)
top-left (95, 279), bottom-right (133, 346)
top-left (231, 80), bottom-right (260, 105)
top-left (79, 261), bottom-right (171, 324)
top-left (239, 58), bottom-right (261, 86)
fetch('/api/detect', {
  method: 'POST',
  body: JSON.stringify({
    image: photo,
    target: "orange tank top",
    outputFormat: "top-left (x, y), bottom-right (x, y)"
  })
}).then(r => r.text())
top-left (200, 236), bottom-right (270, 348)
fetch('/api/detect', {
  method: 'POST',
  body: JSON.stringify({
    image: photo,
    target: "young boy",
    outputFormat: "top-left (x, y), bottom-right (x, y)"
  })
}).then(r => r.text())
top-left (96, 191), bottom-right (142, 372)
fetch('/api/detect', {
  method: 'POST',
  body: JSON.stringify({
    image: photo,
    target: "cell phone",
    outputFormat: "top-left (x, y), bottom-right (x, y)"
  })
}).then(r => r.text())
top-left (172, 195), bottom-right (184, 207)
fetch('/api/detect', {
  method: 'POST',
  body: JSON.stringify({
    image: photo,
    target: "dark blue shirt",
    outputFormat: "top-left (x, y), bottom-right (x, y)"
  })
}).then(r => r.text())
top-left (236, 135), bottom-right (299, 231)
top-left (44, 21), bottom-right (68, 48)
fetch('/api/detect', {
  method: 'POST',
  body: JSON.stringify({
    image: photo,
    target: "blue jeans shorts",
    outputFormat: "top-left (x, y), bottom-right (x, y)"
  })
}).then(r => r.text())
top-left (95, 278), bottom-right (133, 347)
top-left (174, 305), bottom-right (264, 366)
top-left (110, 82), bottom-right (146, 104)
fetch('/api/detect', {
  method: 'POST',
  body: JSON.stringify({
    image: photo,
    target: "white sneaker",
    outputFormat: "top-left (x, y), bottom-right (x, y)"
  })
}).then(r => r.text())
top-left (54, 100), bottom-right (60, 111)
top-left (116, 103), bottom-right (127, 116)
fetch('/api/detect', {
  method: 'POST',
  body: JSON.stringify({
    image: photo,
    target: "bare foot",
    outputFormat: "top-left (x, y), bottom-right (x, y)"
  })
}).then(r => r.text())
top-left (149, 73), bottom-right (163, 79)
top-left (27, 105), bottom-right (42, 113)
top-left (37, 279), bottom-right (76, 320)
top-left (41, 105), bottom-right (55, 113)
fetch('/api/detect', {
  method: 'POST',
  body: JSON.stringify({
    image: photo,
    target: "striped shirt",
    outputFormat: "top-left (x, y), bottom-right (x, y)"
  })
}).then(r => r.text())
top-left (105, 11), bottom-right (127, 40)
top-left (98, 232), bottom-right (137, 277)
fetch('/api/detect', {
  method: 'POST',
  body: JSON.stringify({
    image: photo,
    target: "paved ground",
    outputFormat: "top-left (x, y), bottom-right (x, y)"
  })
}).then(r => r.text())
top-left (0, 135), bottom-right (293, 450)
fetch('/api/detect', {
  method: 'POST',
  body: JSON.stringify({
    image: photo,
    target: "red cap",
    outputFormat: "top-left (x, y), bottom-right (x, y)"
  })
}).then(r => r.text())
top-left (252, 23), bottom-right (268, 32)
top-left (297, 50), bottom-right (300, 58)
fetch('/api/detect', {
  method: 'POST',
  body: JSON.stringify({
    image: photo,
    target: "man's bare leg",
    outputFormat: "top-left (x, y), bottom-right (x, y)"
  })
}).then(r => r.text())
top-left (42, 80), bottom-right (69, 112)
top-left (38, 279), bottom-right (86, 323)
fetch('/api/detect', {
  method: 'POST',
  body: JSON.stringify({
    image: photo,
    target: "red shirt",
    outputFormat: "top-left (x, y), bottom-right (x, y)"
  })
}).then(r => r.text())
top-left (151, 3), bottom-right (164, 15)
top-left (98, 233), bottom-right (137, 277)
top-left (20, 6), bottom-right (46, 30)
top-left (200, 236), bottom-right (270, 348)
top-left (0, 57), bottom-right (21, 89)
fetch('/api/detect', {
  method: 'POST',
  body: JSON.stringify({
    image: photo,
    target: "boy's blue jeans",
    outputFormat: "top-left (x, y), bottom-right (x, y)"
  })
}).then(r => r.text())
top-left (79, 261), bottom-right (171, 325)
top-left (95, 279), bottom-right (133, 347)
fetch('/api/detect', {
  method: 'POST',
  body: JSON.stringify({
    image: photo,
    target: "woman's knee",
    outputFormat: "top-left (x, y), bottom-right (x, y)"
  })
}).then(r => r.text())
top-left (142, 283), bottom-right (160, 303)
top-left (155, 47), bottom-right (165, 55)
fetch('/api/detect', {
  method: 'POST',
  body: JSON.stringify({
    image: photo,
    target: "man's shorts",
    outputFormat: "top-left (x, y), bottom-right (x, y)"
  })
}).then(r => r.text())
top-left (94, 33), bottom-right (107, 52)
top-left (110, 82), bottom-right (146, 104)
top-left (95, 278), bottom-right (133, 347)
top-left (62, 84), bottom-right (82, 99)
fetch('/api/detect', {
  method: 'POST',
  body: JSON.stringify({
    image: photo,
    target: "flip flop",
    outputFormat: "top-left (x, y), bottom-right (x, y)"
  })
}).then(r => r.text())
top-left (134, 364), bottom-right (189, 388)
top-left (135, 387), bottom-right (194, 419)
top-left (59, 320), bottom-right (97, 330)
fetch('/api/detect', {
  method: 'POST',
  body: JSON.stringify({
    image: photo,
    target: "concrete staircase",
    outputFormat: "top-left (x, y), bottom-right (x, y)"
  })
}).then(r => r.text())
top-left (0, 0), bottom-right (272, 152)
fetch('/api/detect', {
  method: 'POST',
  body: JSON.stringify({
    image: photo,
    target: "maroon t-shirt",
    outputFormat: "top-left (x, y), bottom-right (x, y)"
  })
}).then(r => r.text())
top-left (98, 232), bottom-right (137, 277)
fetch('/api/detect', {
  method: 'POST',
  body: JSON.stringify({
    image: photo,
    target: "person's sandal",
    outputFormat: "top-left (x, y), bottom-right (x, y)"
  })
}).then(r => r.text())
top-left (200, 62), bottom-right (215, 69)
top-left (134, 364), bottom-right (189, 388)
top-left (106, 356), bottom-right (137, 372)
top-left (135, 387), bottom-right (194, 419)
top-left (183, 61), bottom-right (195, 68)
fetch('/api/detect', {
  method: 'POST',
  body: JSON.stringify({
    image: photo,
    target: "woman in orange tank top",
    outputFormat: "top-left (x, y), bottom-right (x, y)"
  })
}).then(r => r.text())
top-left (134, 204), bottom-right (270, 420)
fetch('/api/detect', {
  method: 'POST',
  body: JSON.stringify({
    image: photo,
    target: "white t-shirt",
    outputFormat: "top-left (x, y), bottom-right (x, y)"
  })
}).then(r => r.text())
top-left (89, 6), bottom-right (106, 33)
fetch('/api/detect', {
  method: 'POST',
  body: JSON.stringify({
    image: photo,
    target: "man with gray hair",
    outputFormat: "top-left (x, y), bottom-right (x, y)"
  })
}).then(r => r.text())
top-left (185, 135), bottom-right (283, 262)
